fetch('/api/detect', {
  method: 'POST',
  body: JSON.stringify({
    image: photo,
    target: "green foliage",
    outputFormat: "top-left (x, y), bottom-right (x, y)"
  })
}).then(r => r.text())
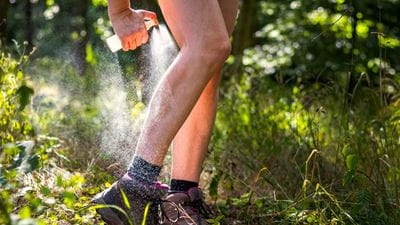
top-left (205, 0), bottom-right (400, 223)
top-left (2, 0), bottom-right (400, 224)
top-left (0, 51), bottom-right (34, 144)
top-left (0, 48), bottom-right (114, 225)
top-left (209, 66), bottom-right (400, 224)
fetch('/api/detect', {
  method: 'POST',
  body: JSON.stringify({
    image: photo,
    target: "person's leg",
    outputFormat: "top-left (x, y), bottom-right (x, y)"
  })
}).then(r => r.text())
top-left (134, 0), bottom-right (231, 166)
top-left (95, 2), bottom-right (234, 224)
top-left (170, 0), bottom-right (238, 186)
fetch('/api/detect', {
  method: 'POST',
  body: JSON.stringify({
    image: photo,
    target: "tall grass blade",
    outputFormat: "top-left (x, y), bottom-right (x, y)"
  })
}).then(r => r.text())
top-left (141, 202), bottom-right (151, 225)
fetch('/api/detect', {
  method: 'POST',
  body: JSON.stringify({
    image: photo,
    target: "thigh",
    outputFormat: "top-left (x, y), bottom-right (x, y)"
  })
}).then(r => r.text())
top-left (218, 0), bottom-right (238, 36)
top-left (158, 0), bottom-right (229, 49)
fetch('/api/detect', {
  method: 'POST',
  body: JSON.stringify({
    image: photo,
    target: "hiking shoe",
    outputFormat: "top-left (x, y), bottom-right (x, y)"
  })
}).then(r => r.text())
top-left (92, 173), bottom-right (169, 225)
top-left (159, 187), bottom-right (215, 225)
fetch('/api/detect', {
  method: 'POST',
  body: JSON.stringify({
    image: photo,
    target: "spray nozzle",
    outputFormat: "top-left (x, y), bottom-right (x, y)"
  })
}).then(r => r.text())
top-left (106, 19), bottom-right (159, 53)
top-left (144, 18), bottom-right (159, 30)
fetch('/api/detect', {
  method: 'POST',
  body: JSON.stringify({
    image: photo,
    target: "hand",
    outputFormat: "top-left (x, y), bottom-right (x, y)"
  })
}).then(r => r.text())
top-left (109, 8), bottom-right (158, 51)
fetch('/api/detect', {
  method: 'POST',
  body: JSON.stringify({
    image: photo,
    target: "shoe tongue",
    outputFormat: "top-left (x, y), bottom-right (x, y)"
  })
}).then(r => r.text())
top-left (187, 187), bottom-right (203, 202)
top-left (166, 188), bottom-right (203, 203)
top-left (166, 192), bottom-right (190, 204)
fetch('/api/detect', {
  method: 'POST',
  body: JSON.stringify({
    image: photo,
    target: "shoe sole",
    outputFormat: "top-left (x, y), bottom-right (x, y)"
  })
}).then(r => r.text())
top-left (92, 192), bottom-right (126, 225)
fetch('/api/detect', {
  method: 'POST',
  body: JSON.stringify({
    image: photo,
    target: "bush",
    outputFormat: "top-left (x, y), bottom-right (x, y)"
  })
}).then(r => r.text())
top-left (0, 47), bottom-right (114, 225)
top-left (207, 70), bottom-right (400, 224)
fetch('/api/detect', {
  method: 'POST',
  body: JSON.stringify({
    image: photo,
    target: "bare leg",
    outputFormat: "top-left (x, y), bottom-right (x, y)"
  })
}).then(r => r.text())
top-left (134, 0), bottom-right (231, 166)
top-left (171, 0), bottom-right (238, 182)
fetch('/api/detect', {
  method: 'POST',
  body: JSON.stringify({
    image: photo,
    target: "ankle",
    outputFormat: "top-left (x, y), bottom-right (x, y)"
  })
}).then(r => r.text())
top-left (169, 179), bottom-right (199, 193)
top-left (127, 156), bottom-right (161, 183)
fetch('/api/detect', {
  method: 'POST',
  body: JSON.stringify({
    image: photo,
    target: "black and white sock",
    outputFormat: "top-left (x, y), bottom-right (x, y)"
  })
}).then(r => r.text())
top-left (126, 156), bottom-right (161, 184)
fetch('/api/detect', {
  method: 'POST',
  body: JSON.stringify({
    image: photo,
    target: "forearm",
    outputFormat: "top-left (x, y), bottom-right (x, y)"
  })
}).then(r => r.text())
top-left (107, 0), bottom-right (131, 17)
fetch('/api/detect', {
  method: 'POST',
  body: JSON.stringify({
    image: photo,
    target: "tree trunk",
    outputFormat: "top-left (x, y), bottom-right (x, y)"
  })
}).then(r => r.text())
top-left (346, 0), bottom-right (359, 107)
top-left (25, 0), bottom-right (34, 51)
top-left (231, 0), bottom-right (257, 56)
top-left (0, 0), bottom-right (9, 42)
top-left (72, 0), bottom-right (90, 75)
top-left (226, 0), bottom-right (258, 76)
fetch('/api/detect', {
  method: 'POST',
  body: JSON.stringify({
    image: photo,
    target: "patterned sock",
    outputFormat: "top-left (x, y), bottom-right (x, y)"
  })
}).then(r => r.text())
top-left (126, 156), bottom-right (161, 184)
top-left (169, 179), bottom-right (199, 193)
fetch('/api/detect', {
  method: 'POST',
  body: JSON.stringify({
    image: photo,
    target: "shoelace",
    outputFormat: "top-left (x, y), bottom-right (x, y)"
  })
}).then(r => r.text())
top-left (158, 199), bottom-right (214, 224)
top-left (189, 199), bottom-right (214, 220)
top-left (158, 200), bottom-right (181, 224)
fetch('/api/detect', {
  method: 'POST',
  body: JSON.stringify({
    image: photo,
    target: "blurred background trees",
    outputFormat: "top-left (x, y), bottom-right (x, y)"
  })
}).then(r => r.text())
top-left (1, 0), bottom-right (399, 224)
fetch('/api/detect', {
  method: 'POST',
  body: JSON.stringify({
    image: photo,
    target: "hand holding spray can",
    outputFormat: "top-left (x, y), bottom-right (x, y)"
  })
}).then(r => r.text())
top-left (106, 19), bottom-right (158, 52)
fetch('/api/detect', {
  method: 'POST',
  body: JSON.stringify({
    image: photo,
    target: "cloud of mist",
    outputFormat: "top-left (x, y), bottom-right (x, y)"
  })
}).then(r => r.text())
top-left (97, 24), bottom-right (178, 166)
top-left (29, 24), bottom-right (178, 169)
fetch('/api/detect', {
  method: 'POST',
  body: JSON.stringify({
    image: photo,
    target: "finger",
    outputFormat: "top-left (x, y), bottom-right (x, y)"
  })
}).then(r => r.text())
top-left (141, 30), bottom-right (149, 44)
top-left (128, 40), bottom-right (134, 51)
top-left (134, 36), bottom-right (141, 49)
top-left (129, 36), bottom-right (138, 50)
top-left (137, 10), bottom-right (158, 26)
top-left (126, 40), bottom-right (132, 50)
top-left (144, 20), bottom-right (153, 30)
top-left (124, 32), bottom-right (136, 50)
top-left (128, 39), bottom-right (135, 50)
top-left (121, 37), bottom-right (130, 51)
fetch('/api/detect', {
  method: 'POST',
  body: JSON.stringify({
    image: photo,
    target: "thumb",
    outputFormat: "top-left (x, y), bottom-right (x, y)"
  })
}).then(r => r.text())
top-left (137, 10), bottom-right (159, 25)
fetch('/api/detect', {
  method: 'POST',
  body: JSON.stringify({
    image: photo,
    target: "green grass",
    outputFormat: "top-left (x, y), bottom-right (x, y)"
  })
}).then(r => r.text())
top-left (1, 43), bottom-right (400, 225)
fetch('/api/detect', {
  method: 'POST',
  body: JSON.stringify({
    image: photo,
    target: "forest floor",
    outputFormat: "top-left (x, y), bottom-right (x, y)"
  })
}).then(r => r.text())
top-left (7, 140), bottom-right (242, 225)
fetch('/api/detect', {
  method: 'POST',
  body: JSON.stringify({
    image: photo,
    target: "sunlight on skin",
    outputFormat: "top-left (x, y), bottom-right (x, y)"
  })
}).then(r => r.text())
top-left (171, 0), bottom-right (239, 183)
top-left (134, 0), bottom-right (232, 166)
top-left (107, 0), bottom-right (237, 180)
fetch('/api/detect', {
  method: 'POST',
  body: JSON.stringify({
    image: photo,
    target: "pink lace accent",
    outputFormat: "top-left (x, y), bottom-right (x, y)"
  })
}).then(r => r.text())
top-left (155, 181), bottom-right (170, 189)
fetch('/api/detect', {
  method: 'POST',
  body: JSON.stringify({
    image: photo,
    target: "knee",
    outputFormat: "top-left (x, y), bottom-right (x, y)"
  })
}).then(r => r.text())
top-left (202, 38), bottom-right (232, 64)
top-left (185, 36), bottom-right (232, 67)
